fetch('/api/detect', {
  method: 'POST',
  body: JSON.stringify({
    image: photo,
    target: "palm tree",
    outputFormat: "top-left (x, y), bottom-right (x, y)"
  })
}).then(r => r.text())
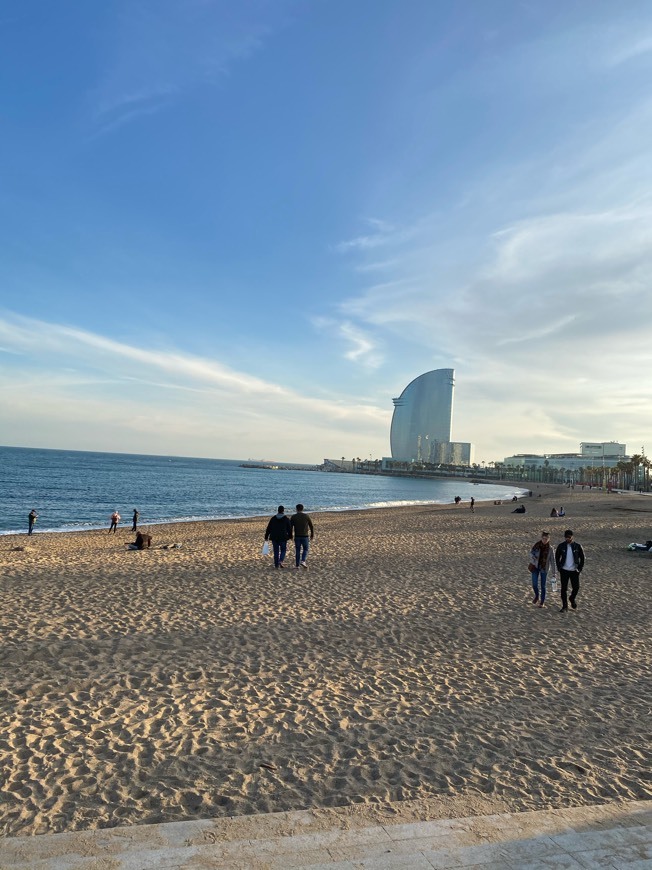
top-left (615, 460), bottom-right (628, 489)
top-left (629, 454), bottom-right (644, 490)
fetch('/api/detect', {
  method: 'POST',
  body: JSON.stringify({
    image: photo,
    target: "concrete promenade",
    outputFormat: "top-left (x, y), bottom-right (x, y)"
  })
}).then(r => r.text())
top-left (0, 799), bottom-right (650, 869)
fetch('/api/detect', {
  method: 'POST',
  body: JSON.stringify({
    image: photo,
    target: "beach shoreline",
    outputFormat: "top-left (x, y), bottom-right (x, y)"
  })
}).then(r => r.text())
top-left (0, 477), bottom-right (532, 538)
top-left (1, 486), bottom-right (650, 837)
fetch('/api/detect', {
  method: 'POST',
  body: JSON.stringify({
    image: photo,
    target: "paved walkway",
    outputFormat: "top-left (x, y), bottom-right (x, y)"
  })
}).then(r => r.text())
top-left (0, 799), bottom-right (650, 869)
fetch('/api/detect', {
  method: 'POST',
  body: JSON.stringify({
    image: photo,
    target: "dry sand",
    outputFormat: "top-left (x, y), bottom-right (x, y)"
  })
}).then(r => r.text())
top-left (1, 486), bottom-right (650, 838)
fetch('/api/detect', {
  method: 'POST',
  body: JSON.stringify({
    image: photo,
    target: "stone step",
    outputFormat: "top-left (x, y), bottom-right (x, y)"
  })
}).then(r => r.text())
top-left (0, 799), bottom-right (650, 869)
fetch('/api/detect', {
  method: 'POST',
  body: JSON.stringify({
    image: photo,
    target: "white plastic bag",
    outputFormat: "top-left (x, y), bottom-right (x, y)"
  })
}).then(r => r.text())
top-left (261, 541), bottom-right (270, 556)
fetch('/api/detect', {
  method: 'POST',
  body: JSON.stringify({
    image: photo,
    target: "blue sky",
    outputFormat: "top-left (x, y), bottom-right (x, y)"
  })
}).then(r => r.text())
top-left (2, 0), bottom-right (652, 463)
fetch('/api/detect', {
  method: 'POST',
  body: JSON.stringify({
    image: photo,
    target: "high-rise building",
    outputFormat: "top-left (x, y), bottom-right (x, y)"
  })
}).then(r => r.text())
top-left (390, 368), bottom-right (456, 462)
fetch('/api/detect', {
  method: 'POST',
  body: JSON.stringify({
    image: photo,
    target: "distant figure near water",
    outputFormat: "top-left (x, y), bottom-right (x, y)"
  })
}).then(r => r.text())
top-left (512, 505), bottom-right (526, 513)
top-left (470, 497), bottom-right (475, 513)
top-left (132, 509), bottom-right (139, 531)
top-left (109, 511), bottom-right (121, 534)
top-left (28, 509), bottom-right (38, 535)
top-left (454, 496), bottom-right (461, 505)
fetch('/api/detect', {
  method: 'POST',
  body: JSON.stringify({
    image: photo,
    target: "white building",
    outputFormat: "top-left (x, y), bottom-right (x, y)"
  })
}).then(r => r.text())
top-left (503, 442), bottom-right (627, 473)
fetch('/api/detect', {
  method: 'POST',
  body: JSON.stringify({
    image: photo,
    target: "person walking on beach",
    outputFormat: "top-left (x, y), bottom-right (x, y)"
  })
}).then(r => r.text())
top-left (132, 509), bottom-right (139, 531)
top-left (291, 504), bottom-right (314, 569)
top-left (470, 497), bottom-right (475, 513)
top-left (555, 529), bottom-right (585, 612)
top-left (109, 511), bottom-right (121, 534)
top-left (28, 509), bottom-right (38, 535)
top-left (264, 506), bottom-right (292, 569)
top-left (528, 531), bottom-right (556, 608)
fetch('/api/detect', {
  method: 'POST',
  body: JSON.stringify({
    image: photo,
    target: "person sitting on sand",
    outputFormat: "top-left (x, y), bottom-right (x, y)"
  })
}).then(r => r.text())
top-left (127, 531), bottom-right (152, 550)
top-left (559, 506), bottom-right (566, 517)
top-left (550, 508), bottom-right (559, 517)
top-left (512, 505), bottom-right (526, 513)
top-left (109, 511), bottom-right (121, 533)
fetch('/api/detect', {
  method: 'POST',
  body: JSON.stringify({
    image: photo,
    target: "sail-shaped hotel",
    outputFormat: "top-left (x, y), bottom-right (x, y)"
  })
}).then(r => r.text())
top-left (390, 368), bottom-right (472, 465)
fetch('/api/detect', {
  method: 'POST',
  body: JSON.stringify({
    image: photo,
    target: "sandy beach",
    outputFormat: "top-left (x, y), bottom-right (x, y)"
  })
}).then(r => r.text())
top-left (1, 486), bottom-right (650, 839)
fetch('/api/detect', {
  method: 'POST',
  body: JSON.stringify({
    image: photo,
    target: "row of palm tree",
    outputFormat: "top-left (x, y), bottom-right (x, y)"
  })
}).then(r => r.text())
top-left (587, 454), bottom-right (652, 490)
top-left (335, 455), bottom-right (651, 490)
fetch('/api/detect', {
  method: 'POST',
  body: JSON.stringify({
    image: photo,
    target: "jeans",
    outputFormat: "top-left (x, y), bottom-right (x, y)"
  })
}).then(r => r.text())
top-left (560, 570), bottom-right (580, 608)
top-left (272, 540), bottom-right (287, 567)
top-left (295, 536), bottom-right (310, 566)
top-left (531, 568), bottom-right (547, 604)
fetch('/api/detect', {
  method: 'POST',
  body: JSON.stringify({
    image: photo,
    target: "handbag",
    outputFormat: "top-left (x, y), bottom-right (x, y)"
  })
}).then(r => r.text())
top-left (527, 563), bottom-right (536, 573)
top-left (261, 541), bottom-right (270, 556)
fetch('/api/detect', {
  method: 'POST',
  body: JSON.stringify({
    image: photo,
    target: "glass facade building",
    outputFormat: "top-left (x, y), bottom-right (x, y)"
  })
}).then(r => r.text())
top-left (390, 368), bottom-right (455, 462)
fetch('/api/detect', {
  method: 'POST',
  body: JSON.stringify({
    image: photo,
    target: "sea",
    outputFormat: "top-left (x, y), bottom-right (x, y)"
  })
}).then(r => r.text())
top-left (0, 446), bottom-right (526, 535)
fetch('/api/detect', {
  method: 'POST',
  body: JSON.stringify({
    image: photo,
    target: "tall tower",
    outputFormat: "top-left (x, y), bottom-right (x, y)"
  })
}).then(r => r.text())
top-left (390, 368), bottom-right (455, 461)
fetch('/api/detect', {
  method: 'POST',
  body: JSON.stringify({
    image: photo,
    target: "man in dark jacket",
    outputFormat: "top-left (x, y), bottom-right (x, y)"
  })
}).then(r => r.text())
top-left (555, 529), bottom-right (585, 612)
top-left (265, 506), bottom-right (292, 569)
top-left (290, 503), bottom-right (314, 569)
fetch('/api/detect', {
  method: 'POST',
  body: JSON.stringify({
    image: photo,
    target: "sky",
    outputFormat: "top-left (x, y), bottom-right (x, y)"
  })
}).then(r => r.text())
top-left (2, 0), bottom-right (652, 464)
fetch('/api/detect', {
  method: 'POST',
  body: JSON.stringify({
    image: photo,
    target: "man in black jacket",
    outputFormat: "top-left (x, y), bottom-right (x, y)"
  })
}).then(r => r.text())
top-left (291, 504), bottom-right (314, 569)
top-left (265, 506), bottom-right (292, 569)
top-left (555, 529), bottom-right (585, 612)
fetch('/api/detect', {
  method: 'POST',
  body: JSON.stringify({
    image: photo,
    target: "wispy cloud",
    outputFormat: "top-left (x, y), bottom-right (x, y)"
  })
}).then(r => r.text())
top-left (606, 33), bottom-right (652, 66)
top-left (0, 312), bottom-right (387, 425)
top-left (339, 322), bottom-right (382, 369)
top-left (311, 316), bottom-right (383, 369)
top-left (90, 0), bottom-right (290, 133)
top-left (334, 218), bottom-right (411, 254)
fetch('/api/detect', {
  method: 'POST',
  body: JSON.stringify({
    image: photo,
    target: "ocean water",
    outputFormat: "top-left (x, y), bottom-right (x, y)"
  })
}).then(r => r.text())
top-left (0, 446), bottom-right (525, 535)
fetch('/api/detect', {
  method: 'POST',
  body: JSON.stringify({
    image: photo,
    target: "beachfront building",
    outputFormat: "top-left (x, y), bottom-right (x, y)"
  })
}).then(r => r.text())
top-left (389, 368), bottom-right (472, 464)
top-left (391, 368), bottom-right (453, 459)
top-left (502, 442), bottom-right (628, 481)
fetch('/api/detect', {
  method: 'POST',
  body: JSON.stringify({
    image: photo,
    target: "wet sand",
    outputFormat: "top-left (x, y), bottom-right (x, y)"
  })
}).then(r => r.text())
top-left (1, 486), bottom-right (650, 837)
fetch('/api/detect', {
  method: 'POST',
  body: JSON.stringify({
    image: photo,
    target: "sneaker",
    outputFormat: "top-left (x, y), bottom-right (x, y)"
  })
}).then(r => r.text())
top-left (559, 606), bottom-right (568, 612)
top-left (532, 595), bottom-right (539, 604)
top-left (570, 599), bottom-right (577, 609)
top-left (278, 562), bottom-right (285, 568)
top-left (300, 561), bottom-right (308, 569)
top-left (537, 602), bottom-right (544, 608)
